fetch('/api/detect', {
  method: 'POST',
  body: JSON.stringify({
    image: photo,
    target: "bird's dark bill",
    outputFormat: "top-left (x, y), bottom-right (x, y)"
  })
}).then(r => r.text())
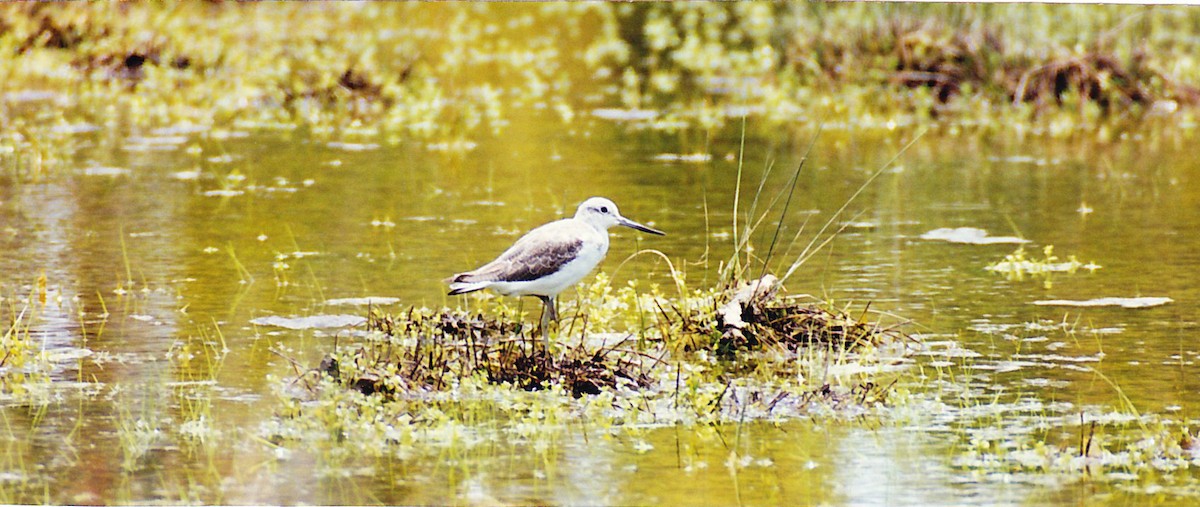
top-left (619, 217), bottom-right (665, 236)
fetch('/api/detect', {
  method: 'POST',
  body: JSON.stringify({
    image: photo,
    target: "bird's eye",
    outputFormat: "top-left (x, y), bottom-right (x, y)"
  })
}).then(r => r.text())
top-left (600, 206), bottom-right (609, 213)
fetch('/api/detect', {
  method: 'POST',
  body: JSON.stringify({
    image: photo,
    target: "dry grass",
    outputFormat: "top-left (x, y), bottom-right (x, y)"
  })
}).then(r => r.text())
top-left (305, 276), bottom-right (907, 401)
top-left (718, 298), bottom-right (907, 354)
top-left (799, 17), bottom-right (1200, 114)
top-left (316, 309), bottom-right (657, 399)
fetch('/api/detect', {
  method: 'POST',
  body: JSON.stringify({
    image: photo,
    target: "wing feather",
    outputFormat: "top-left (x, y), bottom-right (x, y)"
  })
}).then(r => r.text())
top-left (450, 220), bottom-right (584, 284)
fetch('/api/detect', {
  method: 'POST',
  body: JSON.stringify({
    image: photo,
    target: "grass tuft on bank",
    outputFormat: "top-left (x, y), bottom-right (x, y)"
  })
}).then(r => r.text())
top-left (263, 273), bottom-right (911, 454)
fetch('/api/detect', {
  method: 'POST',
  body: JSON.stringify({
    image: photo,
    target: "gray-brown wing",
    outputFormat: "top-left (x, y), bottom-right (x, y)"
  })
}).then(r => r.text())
top-left (459, 236), bottom-right (583, 283)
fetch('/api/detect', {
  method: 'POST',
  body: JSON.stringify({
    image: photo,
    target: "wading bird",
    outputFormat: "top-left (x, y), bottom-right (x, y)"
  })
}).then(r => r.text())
top-left (447, 197), bottom-right (665, 348)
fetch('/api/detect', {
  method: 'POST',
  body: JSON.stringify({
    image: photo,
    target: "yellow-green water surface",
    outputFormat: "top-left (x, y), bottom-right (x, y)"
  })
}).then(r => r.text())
top-left (3, 111), bottom-right (1199, 504)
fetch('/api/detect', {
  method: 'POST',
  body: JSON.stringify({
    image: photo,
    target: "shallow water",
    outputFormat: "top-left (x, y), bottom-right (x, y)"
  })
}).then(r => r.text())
top-left (3, 101), bottom-right (1200, 504)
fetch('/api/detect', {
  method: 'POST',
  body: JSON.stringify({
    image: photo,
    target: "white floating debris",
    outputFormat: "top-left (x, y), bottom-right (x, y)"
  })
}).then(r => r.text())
top-left (324, 297), bottom-right (401, 306)
top-left (986, 260), bottom-right (1101, 273)
top-left (327, 142), bottom-right (380, 152)
top-left (162, 380), bottom-right (219, 387)
top-left (45, 347), bottom-right (93, 363)
top-left (124, 135), bottom-right (190, 150)
top-left (152, 124), bottom-right (210, 136)
top-left (249, 314), bottom-right (366, 330)
top-left (81, 166), bottom-right (130, 177)
top-left (591, 108), bottom-right (658, 121)
top-left (986, 155), bottom-right (1059, 166)
top-left (652, 153), bottom-right (712, 163)
top-left (920, 227), bottom-right (1030, 245)
top-left (1032, 297), bottom-right (1173, 309)
top-left (1150, 99), bottom-right (1179, 115)
top-left (425, 140), bottom-right (477, 152)
top-left (172, 169), bottom-right (203, 180)
top-left (210, 130), bottom-right (251, 140)
top-left (632, 440), bottom-right (654, 453)
top-left (4, 90), bottom-right (61, 102)
top-left (51, 123), bottom-right (100, 135)
top-left (203, 189), bottom-right (244, 197)
top-left (370, 219), bottom-right (396, 228)
top-left (276, 251), bottom-right (321, 260)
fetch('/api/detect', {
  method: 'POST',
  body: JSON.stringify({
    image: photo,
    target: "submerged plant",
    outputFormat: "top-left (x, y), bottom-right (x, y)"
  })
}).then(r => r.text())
top-left (0, 287), bottom-right (53, 397)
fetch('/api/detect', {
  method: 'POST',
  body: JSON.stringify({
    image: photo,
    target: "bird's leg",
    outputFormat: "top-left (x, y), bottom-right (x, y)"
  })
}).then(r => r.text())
top-left (537, 295), bottom-right (554, 352)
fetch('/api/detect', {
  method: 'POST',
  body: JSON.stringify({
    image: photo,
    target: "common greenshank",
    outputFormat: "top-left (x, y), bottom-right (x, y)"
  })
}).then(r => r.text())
top-left (447, 196), bottom-right (665, 348)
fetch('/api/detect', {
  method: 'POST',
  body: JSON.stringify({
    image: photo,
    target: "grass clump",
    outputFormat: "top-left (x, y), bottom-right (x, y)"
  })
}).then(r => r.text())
top-left (696, 275), bottom-right (906, 356)
top-left (0, 285), bottom-right (53, 398)
top-left (316, 308), bottom-right (654, 399)
top-left (310, 273), bottom-right (906, 403)
top-left (265, 272), bottom-right (912, 460)
top-left (320, 272), bottom-right (906, 397)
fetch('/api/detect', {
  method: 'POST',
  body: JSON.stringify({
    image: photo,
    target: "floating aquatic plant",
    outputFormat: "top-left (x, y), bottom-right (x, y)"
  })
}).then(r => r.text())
top-left (987, 245), bottom-right (1101, 287)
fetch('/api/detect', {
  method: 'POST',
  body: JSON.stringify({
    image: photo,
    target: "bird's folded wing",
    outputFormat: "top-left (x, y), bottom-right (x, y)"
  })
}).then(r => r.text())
top-left (471, 235), bottom-right (584, 283)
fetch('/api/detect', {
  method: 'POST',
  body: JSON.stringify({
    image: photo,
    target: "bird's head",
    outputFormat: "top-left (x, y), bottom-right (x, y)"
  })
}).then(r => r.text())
top-left (575, 197), bottom-right (665, 236)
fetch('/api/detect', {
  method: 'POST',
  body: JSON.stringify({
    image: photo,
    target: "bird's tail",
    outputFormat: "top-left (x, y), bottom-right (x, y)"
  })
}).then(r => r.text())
top-left (446, 273), bottom-right (489, 296)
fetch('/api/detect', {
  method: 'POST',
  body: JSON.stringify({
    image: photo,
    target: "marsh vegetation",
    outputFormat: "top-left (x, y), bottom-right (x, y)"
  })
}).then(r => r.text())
top-left (2, 3), bottom-right (1200, 505)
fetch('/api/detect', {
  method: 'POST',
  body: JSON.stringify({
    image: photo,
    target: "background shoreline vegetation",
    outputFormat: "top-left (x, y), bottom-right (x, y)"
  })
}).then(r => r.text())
top-left (2, 3), bottom-right (1198, 150)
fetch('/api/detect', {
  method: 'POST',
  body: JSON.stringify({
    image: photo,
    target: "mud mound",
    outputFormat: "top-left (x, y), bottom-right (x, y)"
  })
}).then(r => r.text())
top-left (319, 310), bottom-right (653, 399)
